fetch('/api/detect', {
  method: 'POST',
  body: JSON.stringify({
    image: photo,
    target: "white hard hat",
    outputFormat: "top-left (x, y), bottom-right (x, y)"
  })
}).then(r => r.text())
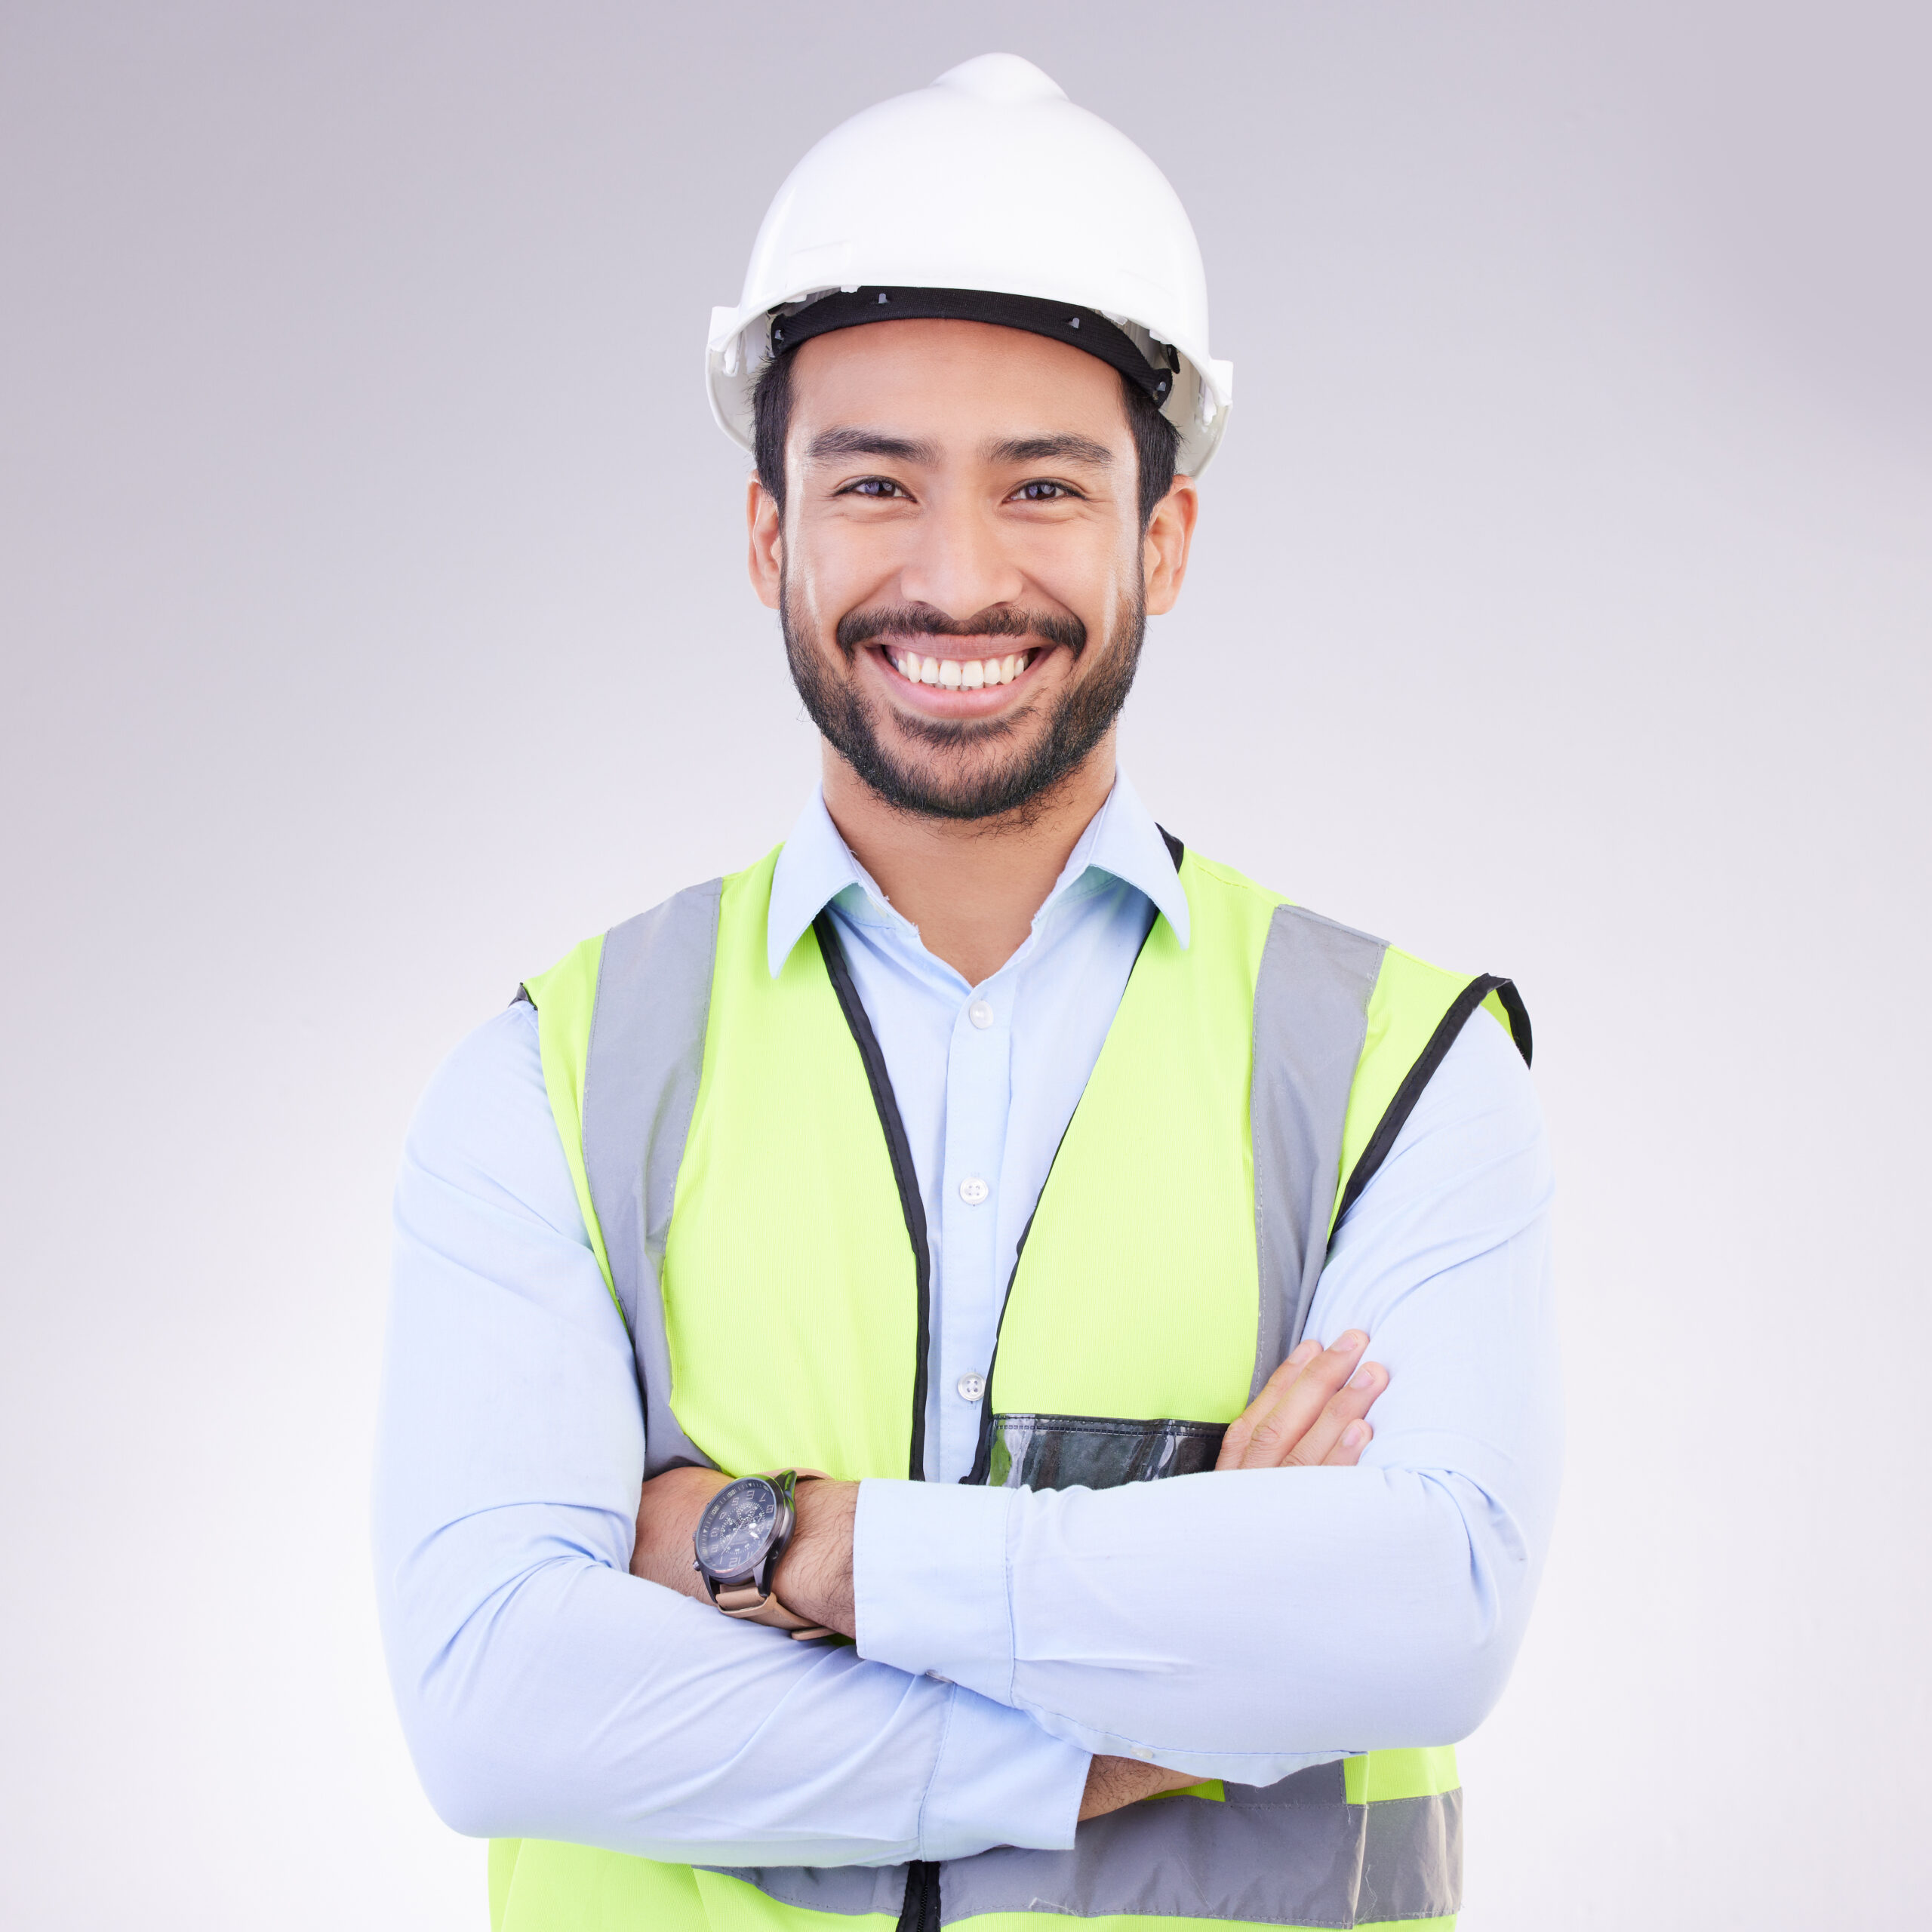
top-left (706, 53), bottom-right (1235, 477)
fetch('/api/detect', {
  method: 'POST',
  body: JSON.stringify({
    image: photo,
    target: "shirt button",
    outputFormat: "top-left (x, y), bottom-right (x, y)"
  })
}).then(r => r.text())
top-left (958, 1175), bottom-right (989, 1205)
top-left (968, 999), bottom-right (994, 1029)
top-left (956, 1372), bottom-right (986, 1402)
top-left (1130, 1744), bottom-right (1155, 1762)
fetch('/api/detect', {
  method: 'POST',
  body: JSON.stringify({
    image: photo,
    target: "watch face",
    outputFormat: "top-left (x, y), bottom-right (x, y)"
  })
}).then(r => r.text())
top-left (696, 1478), bottom-right (780, 1577)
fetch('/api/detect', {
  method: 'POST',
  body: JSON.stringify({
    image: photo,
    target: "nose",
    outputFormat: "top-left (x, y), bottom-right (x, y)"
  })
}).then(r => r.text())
top-left (894, 488), bottom-right (1026, 623)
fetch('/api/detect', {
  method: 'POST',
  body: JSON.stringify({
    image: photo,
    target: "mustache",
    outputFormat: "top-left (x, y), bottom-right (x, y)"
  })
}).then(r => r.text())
top-left (835, 602), bottom-right (1087, 657)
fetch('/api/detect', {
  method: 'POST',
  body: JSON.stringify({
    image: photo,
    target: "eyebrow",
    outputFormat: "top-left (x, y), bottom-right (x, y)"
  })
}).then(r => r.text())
top-left (802, 426), bottom-right (1119, 470)
top-left (984, 433), bottom-right (1116, 468)
top-left (804, 428), bottom-right (940, 464)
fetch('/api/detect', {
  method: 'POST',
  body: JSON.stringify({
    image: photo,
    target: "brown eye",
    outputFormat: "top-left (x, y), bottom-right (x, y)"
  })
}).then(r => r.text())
top-left (1014, 480), bottom-right (1075, 501)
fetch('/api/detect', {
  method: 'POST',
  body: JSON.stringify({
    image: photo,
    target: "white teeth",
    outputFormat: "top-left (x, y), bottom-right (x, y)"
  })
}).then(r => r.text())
top-left (888, 648), bottom-right (1035, 688)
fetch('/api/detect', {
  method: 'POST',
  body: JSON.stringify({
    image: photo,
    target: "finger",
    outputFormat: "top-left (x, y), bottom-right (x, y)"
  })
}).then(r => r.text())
top-left (1232, 1331), bottom-right (1367, 1470)
top-left (1321, 1417), bottom-right (1374, 1467)
top-left (1234, 1331), bottom-right (1371, 1470)
top-left (1215, 1338), bottom-right (1321, 1469)
top-left (1217, 1337), bottom-right (1325, 1469)
top-left (1281, 1363), bottom-right (1387, 1469)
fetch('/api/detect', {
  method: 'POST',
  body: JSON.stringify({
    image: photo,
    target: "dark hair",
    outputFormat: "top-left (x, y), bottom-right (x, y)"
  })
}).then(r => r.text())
top-left (752, 341), bottom-right (1180, 531)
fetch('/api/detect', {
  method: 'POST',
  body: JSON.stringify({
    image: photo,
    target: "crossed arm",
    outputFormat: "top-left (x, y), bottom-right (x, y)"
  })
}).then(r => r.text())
top-left (374, 1000), bottom-right (1557, 1865)
top-left (629, 1329), bottom-right (1391, 1820)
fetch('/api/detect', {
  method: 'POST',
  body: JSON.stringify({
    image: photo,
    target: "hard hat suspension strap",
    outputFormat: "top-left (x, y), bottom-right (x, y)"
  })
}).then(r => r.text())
top-left (768, 285), bottom-right (1179, 404)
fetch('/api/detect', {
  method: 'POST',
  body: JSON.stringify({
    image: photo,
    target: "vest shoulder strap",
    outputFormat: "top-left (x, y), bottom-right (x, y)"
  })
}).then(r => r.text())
top-left (520, 879), bottom-right (724, 1472)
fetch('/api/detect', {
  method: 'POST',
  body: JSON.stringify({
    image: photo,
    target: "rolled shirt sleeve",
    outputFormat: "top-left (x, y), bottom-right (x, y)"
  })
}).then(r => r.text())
top-left (372, 1002), bottom-right (1089, 1865)
top-left (854, 1010), bottom-right (1561, 1785)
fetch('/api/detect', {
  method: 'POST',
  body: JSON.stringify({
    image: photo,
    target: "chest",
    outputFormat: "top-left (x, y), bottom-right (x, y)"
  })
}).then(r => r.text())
top-left (660, 897), bottom-right (1266, 1484)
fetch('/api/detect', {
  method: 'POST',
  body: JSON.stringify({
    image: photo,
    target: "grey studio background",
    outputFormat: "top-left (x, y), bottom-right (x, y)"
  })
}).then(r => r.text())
top-left (2, 4), bottom-right (1927, 1927)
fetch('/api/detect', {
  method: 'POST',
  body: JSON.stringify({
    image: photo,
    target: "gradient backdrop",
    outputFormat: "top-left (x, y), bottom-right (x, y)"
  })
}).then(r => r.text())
top-left (2, 5), bottom-right (1927, 1926)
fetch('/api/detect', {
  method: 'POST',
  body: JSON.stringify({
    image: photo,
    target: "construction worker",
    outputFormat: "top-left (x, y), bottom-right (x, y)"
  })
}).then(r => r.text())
top-left (375, 52), bottom-right (1558, 1932)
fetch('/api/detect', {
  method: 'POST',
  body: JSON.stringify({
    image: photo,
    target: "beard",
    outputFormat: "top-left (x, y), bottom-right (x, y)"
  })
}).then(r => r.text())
top-left (780, 579), bottom-right (1146, 824)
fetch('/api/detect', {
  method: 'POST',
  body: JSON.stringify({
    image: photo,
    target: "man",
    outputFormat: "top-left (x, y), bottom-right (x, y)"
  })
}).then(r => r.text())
top-left (375, 53), bottom-right (1558, 1932)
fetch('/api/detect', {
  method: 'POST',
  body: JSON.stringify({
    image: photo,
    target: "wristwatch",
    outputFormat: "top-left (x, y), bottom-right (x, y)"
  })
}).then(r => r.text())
top-left (691, 1469), bottom-right (834, 1640)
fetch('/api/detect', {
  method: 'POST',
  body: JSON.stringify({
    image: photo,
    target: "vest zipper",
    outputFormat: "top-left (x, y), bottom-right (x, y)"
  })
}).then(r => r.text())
top-left (897, 1857), bottom-right (941, 1932)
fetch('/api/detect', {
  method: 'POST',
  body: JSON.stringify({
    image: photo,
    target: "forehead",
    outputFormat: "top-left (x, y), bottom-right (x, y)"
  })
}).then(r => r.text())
top-left (787, 318), bottom-right (1131, 451)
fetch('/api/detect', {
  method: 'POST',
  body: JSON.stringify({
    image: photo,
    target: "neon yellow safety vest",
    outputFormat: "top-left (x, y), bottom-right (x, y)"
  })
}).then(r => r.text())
top-left (503, 836), bottom-right (1531, 1932)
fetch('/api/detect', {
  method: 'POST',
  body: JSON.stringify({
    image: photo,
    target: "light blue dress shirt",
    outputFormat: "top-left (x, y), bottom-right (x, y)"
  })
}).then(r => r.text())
top-left (373, 775), bottom-right (1559, 1868)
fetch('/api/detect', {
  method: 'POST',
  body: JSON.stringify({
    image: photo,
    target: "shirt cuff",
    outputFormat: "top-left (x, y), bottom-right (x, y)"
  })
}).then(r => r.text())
top-left (854, 1478), bottom-right (1019, 1706)
top-left (917, 1679), bottom-right (1087, 1859)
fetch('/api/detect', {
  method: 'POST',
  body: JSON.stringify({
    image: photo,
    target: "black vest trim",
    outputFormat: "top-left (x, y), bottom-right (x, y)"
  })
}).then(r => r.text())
top-left (814, 911), bottom-right (934, 1486)
top-left (1331, 974), bottom-right (1531, 1240)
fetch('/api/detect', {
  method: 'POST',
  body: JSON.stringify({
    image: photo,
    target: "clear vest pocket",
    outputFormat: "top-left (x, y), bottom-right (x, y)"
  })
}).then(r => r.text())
top-left (986, 1413), bottom-right (1226, 1490)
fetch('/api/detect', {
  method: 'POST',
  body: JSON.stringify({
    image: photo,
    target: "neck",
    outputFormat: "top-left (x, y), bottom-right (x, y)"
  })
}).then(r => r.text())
top-left (820, 737), bottom-right (1118, 987)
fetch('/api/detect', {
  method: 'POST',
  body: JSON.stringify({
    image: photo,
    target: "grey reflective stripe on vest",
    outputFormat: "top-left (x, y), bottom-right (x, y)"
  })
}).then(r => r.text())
top-left (943, 1764), bottom-right (1460, 1928)
top-left (715, 1760), bottom-right (1460, 1928)
top-left (581, 878), bottom-right (721, 1476)
top-left (1249, 905), bottom-right (1386, 1396)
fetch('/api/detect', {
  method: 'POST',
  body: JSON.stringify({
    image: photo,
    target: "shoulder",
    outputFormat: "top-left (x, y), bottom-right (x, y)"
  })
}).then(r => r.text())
top-left (1350, 1003), bottom-right (1552, 1247)
top-left (1408, 1000), bottom-right (1544, 1151)
top-left (411, 998), bottom-right (543, 1139)
top-left (400, 1001), bottom-right (583, 1240)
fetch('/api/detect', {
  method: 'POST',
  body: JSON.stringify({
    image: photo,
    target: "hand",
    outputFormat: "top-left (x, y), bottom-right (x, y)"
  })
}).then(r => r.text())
top-left (1079, 1754), bottom-right (1201, 1820)
top-left (1214, 1329), bottom-right (1386, 1472)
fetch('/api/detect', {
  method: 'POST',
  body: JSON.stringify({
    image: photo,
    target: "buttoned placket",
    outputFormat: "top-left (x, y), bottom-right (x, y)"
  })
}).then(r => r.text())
top-left (924, 872), bottom-right (1134, 1479)
top-left (818, 880), bottom-right (1018, 1483)
top-left (934, 957), bottom-right (1015, 1481)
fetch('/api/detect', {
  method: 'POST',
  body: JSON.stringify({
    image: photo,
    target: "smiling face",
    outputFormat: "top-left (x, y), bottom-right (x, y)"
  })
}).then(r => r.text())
top-left (747, 318), bottom-right (1197, 823)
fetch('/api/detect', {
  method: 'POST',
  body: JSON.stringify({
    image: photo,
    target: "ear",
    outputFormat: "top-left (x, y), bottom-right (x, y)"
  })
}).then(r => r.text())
top-left (1142, 473), bottom-right (1199, 616)
top-left (747, 473), bottom-right (783, 610)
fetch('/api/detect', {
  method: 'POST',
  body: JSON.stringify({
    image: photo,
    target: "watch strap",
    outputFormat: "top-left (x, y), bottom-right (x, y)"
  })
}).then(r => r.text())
top-left (714, 1583), bottom-right (835, 1640)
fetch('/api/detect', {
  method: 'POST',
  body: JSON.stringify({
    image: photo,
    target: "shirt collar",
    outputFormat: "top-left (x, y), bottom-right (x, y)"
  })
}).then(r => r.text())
top-left (767, 789), bottom-right (884, 978)
top-left (766, 771), bottom-right (1190, 980)
top-left (1071, 771), bottom-right (1191, 948)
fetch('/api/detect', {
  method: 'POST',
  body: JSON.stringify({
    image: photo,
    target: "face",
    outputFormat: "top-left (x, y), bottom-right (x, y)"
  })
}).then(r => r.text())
top-left (748, 319), bottom-right (1197, 822)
